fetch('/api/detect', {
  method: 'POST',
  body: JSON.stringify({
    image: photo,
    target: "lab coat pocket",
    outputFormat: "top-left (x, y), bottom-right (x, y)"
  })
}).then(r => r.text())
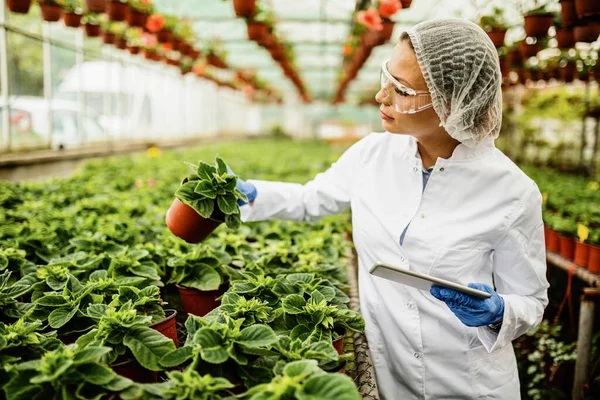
top-left (429, 247), bottom-right (490, 285)
top-left (469, 342), bottom-right (518, 392)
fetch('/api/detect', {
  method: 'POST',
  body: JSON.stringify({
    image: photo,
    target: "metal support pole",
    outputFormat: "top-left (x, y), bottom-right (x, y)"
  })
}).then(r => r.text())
top-left (580, 81), bottom-right (590, 171)
top-left (42, 22), bottom-right (53, 149)
top-left (591, 117), bottom-right (599, 179)
top-left (0, 0), bottom-right (11, 152)
top-left (572, 288), bottom-right (600, 400)
top-left (76, 28), bottom-right (85, 145)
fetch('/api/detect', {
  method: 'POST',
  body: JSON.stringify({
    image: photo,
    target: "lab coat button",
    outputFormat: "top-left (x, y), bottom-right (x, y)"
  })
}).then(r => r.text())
top-left (413, 167), bottom-right (418, 172)
top-left (414, 353), bottom-right (420, 359)
top-left (440, 167), bottom-right (445, 172)
top-left (407, 302), bottom-right (413, 309)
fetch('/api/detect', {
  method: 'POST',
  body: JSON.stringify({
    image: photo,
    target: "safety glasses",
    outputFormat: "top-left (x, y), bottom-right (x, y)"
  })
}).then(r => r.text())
top-left (380, 59), bottom-right (433, 114)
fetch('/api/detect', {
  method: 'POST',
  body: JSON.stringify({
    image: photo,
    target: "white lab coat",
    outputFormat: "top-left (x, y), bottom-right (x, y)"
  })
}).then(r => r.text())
top-left (241, 132), bottom-right (549, 399)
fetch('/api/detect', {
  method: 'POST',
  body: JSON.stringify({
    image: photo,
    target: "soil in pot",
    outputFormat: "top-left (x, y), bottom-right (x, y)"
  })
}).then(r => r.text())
top-left (524, 14), bottom-right (554, 38)
top-left (177, 285), bottom-right (225, 317)
top-left (112, 359), bottom-right (158, 383)
top-left (166, 197), bottom-right (223, 243)
top-left (7, 0), bottom-right (33, 14)
top-left (63, 12), bottom-right (82, 28)
top-left (233, 0), bottom-right (256, 17)
top-left (247, 22), bottom-right (267, 41)
top-left (127, 10), bottom-right (146, 27)
top-left (84, 24), bottom-right (101, 37)
top-left (546, 229), bottom-right (561, 253)
top-left (39, 3), bottom-right (62, 22)
top-left (574, 241), bottom-right (590, 268)
top-left (559, 235), bottom-right (575, 260)
top-left (85, 0), bottom-right (106, 13)
top-left (487, 30), bottom-right (507, 47)
top-left (588, 245), bottom-right (600, 274)
top-left (150, 309), bottom-right (178, 348)
top-left (107, 0), bottom-right (128, 21)
top-left (561, 0), bottom-right (577, 26)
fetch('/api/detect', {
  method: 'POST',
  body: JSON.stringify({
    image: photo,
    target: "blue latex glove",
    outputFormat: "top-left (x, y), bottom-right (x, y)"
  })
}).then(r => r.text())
top-left (226, 165), bottom-right (257, 205)
top-left (430, 283), bottom-right (504, 327)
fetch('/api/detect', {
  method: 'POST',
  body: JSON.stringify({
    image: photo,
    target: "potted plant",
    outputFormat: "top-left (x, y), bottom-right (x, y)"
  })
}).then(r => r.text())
top-left (550, 215), bottom-right (577, 260)
top-left (84, 0), bottom-right (106, 12)
top-left (246, 4), bottom-right (271, 42)
top-left (355, 7), bottom-right (383, 48)
top-left (107, 0), bottom-right (127, 21)
top-left (167, 245), bottom-right (232, 316)
top-left (559, 51), bottom-right (577, 82)
top-left (378, 0), bottom-right (402, 44)
top-left (7, 0), bottom-right (33, 14)
top-left (101, 20), bottom-right (117, 44)
top-left (38, 0), bottom-right (63, 22)
top-left (518, 39), bottom-right (542, 60)
top-left (523, 2), bottom-right (555, 38)
top-left (140, 31), bottom-right (159, 60)
top-left (165, 157), bottom-right (247, 243)
top-left (124, 27), bottom-right (142, 53)
top-left (554, 15), bottom-right (575, 48)
top-left (61, 0), bottom-right (83, 27)
top-left (103, 20), bottom-right (127, 47)
top-left (573, 20), bottom-right (598, 42)
top-left (480, 7), bottom-right (510, 47)
top-left (145, 13), bottom-right (177, 43)
top-left (588, 229), bottom-right (600, 273)
top-left (172, 20), bottom-right (193, 52)
top-left (560, 0), bottom-right (576, 26)
top-left (233, 0), bottom-right (256, 18)
top-left (127, 0), bottom-right (153, 28)
top-left (82, 12), bottom-right (102, 37)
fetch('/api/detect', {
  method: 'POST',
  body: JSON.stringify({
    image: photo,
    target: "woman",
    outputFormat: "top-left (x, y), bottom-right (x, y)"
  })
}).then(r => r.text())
top-left (235, 19), bottom-right (549, 399)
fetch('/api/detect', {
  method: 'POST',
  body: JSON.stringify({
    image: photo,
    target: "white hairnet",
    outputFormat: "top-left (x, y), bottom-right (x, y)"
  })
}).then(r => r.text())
top-left (406, 19), bottom-right (502, 148)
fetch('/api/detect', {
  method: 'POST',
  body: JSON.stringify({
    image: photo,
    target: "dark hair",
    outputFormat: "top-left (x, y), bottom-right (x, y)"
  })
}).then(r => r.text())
top-left (399, 32), bottom-right (414, 50)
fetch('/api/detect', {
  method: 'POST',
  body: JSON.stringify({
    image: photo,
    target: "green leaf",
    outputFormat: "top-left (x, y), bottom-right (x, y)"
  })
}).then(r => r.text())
top-left (86, 304), bottom-right (109, 319)
top-left (215, 157), bottom-right (228, 175)
top-left (298, 373), bottom-right (361, 400)
top-left (78, 363), bottom-right (116, 385)
top-left (180, 264), bottom-right (221, 291)
top-left (237, 325), bottom-right (278, 348)
top-left (192, 198), bottom-right (215, 219)
top-left (194, 180), bottom-right (217, 199)
top-left (217, 195), bottom-right (238, 215)
top-left (103, 375), bottom-right (134, 392)
top-left (46, 275), bottom-right (68, 291)
top-left (194, 329), bottom-right (229, 364)
top-left (30, 359), bottom-right (73, 383)
top-left (282, 294), bottom-right (306, 315)
top-left (283, 359), bottom-right (319, 378)
top-left (160, 346), bottom-right (194, 368)
top-left (196, 162), bottom-right (215, 181)
top-left (224, 213), bottom-right (242, 230)
top-left (48, 305), bottom-right (79, 329)
top-left (73, 346), bottom-right (112, 364)
top-left (123, 326), bottom-right (176, 371)
top-left (34, 295), bottom-right (68, 307)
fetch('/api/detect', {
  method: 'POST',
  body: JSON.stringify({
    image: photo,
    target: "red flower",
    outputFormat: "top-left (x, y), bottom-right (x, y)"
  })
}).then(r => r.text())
top-left (380, 0), bottom-right (402, 19)
top-left (355, 8), bottom-right (383, 31)
top-left (343, 45), bottom-right (354, 56)
top-left (141, 0), bottom-right (152, 4)
top-left (161, 43), bottom-right (172, 52)
top-left (192, 63), bottom-right (206, 76)
top-left (146, 14), bottom-right (166, 33)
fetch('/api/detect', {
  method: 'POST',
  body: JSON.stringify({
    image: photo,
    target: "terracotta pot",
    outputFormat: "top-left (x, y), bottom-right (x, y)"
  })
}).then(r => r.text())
top-left (261, 33), bottom-right (276, 48)
top-left (555, 28), bottom-right (575, 48)
top-left (560, 63), bottom-right (576, 82)
top-left (575, 0), bottom-right (600, 18)
top-left (7, 0), bottom-right (32, 14)
top-left (39, 3), bottom-right (62, 22)
top-left (519, 41), bottom-right (541, 59)
top-left (333, 336), bottom-right (345, 355)
top-left (362, 30), bottom-right (380, 48)
top-left (177, 285), bottom-right (225, 317)
top-left (524, 13), bottom-right (554, 38)
top-left (156, 29), bottom-right (172, 43)
top-left (574, 23), bottom-right (597, 42)
top-left (247, 22), bottom-right (267, 42)
top-left (127, 10), bottom-right (146, 28)
top-left (84, 24), bottom-right (101, 37)
top-left (108, 0), bottom-right (128, 21)
top-left (400, 0), bottom-right (413, 7)
top-left (269, 46), bottom-right (284, 61)
top-left (115, 37), bottom-right (127, 49)
top-left (561, 0), bottom-right (577, 26)
top-left (166, 197), bottom-right (223, 243)
top-left (574, 241), bottom-right (591, 268)
top-left (128, 46), bottom-right (140, 55)
top-left (165, 58), bottom-right (179, 66)
top-left (233, 0), bottom-right (256, 17)
top-left (207, 55), bottom-right (226, 69)
top-left (559, 235), bottom-right (575, 260)
top-left (63, 12), bottom-right (82, 28)
top-left (85, 0), bottom-right (106, 13)
top-left (171, 39), bottom-right (183, 51)
top-left (103, 32), bottom-right (116, 45)
top-left (112, 359), bottom-right (158, 383)
top-left (487, 30), bottom-right (507, 47)
top-left (150, 309), bottom-right (178, 348)
top-left (590, 20), bottom-right (600, 38)
top-left (144, 49), bottom-right (156, 60)
top-left (546, 228), bottom-right (561, 252)
top-left (379, 18), bottom-right (395, 44)
top-left (588, 245), bottom-right (600, 273)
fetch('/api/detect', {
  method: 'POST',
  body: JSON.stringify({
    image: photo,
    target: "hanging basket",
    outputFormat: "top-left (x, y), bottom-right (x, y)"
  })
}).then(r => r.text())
top-left (518, 41), bottom-right (541, 59)
top-left (127, 10), bottom-right (146, 28)
top-left (107, 0), bottom-right (128, 22)
top-left (487, 29), bottom-right (507, 47)
top-left (63, 12), bottom-right (82, 28)
top-left (84, 23), bottom-right (101, 37)
top-left (247, 22), bottom-right (267, 42)
top-left (574, 0), bottom-right (600, 18)
top-left (7, 0), bottom-right (32, 14)
top-left (524, 13), bottom-right (554, 38)
top-left (85, 0), bottom-right (106, 13)
top-left (378, 18), bottom-right (395, 45)
top-left (560, 0), bottom-right (577, 26)
top-left (555, 28), bottom-right (575, 48)
top-left (233, 0), bottom-right (256, 18)
top-left (39, 3), bottom-right (62, 22)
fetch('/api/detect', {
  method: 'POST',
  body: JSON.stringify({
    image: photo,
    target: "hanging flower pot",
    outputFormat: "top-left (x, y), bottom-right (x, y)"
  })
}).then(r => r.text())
top-left (588, 244), bottom-right (600, 273)
top-left (127, 10), bottom-right (146, 28)
top-left (487, 29), bottom-right (507, 47)
top-left (362, 29), bottom-right (380, 48)
top-left (177, 285), bottom-right (225, 317)
top-left (518, 41), bottom-right (541, 59)
top-left (560, 0), bottom-right (577, 26)
top-left (7, 0), bottom-right (32, 14)
top-left (103, 32), bottom-right (116, 45)
top-left (546, 228), bottom-right (561, 252)
top-left (115, 37), bottom-right (127, 49)
top-left (149, 309), bottom-right (178, 348)
top-left (559, 235), bottom-right (575, 260)
top-left (555, 28), bottom-right (575, 48)
top-left (574, 241), bottom-right (591, 268)
top-left (233, 0), bottom-right (256, 18)
top-left (378, 18), bottom-right (395, 45)
top-left (247, 22), bottom-right (267, 42)
top-left (574, 0), bottom-right (600, 18)
top-left (156, 29), bottom-right (172, 43)
top-left (269, 46), bottom-right (284, 61)
top-left (400, 0), bottom-right (413, 7)
top-left (524, 13), bottom-right (554, 38)
top-left (128, 45), bottom-right (140, 55)
top-left (171, 39), bottom-right (183, 51)
top-left (39, 2), bottom-right (63, 22)
top-left (84, 24), bottom-right (101, 37)
top-left (85, 0), bottom-right (106, 13)
top-left (574, 22), bottom-right (597, 42)
top-left (63, 12), bottom-right (83, 28)
top-left (560, 62), bottom-right (576, 82)
top-left (260, 32), bottom-right (276, 48)
top-left (107, 0), bottom-right (128, 22)
top-left (207, 55), bottom-right (227, 68)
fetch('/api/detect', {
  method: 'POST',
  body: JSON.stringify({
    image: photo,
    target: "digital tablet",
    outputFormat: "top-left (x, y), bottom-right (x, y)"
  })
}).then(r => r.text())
top-left (369, 261), bottom-right (492, 299)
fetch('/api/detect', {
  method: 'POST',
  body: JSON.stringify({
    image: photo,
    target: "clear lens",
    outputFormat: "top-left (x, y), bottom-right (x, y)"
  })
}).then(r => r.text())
top-left (380, 63), bottom-right (432, 114)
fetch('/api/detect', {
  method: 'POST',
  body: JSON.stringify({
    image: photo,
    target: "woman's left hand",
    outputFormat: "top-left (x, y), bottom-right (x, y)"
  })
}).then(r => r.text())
top-left (430, 283), bottom-right (504, 327)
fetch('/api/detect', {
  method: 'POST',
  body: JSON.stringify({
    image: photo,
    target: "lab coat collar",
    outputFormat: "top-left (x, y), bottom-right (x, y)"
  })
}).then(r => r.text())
top-left (405, 134), bottom-right (495, 163)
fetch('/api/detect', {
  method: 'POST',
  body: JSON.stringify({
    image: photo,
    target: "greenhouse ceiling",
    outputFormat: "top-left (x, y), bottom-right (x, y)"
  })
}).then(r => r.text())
top-left (152, 0), bottom-right (528, 103)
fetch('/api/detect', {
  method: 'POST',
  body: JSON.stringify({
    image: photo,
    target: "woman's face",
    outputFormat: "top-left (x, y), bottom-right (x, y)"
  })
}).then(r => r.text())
top-left (375, 40), bottom-right (441, 137)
